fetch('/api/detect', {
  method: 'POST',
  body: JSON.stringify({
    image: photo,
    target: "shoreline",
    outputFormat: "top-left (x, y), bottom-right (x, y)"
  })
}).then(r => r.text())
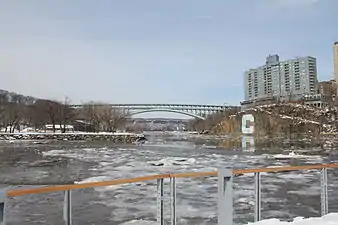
top-left (0, 132), bottom-right (146, 144)
top-left (2, 131), bottom-right (338, 149)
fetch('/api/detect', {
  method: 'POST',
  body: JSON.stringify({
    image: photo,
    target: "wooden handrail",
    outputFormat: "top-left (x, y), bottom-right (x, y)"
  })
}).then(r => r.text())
top-left (6, 163), bottom-right (338, 197)
top-left (233, 163), bottom-right (338, 175)
top-left (170, 171), bottom-right (217, 178)
top-left (6, 174), bottom-right (171, 197)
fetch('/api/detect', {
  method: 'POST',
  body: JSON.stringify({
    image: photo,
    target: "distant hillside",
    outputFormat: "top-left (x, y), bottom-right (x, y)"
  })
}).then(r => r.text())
top-left (0, 89), bottom-right (38, 104)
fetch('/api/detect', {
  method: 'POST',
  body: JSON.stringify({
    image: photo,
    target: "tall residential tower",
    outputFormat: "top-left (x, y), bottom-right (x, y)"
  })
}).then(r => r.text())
top-left (244, 54), bottom-right (318, 101)
top-left (334, 42), bottom-right (338, 94)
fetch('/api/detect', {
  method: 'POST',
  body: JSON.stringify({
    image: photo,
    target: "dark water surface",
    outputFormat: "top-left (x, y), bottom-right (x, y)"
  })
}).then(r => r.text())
top-left (1, 132), bottom-right (338, 225)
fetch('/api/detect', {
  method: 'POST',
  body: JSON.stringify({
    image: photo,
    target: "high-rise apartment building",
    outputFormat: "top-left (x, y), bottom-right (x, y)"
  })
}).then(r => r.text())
top-left (244, 54), bottom-right (318, 101)
top-left (334, 42), bottom-right (338, 94)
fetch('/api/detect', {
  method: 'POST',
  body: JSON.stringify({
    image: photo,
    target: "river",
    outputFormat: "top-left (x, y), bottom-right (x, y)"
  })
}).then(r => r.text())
top-left (1, 132), bottom-right (338, 225)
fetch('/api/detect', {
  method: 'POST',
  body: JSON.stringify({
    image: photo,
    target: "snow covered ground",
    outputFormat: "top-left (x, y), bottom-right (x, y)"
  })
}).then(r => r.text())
top-left (247, 213), bottom-right (338, 225)
top-left (0, 131), bottom-right (141, 136)
top-left (121, 213), bottom-right (338, 224)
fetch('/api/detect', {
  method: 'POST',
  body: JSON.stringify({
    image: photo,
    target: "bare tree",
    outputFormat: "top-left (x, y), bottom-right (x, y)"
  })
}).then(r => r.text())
top-left (29, 100), bottom-right (48, 130)
top-left (187, 108), bottom-right (240, 132)
top-left (1, 94), bottom-right (28, 133)
top-left (0, 93), bottom-right (7, 129)
top-left (34, 99), bottom-right (62, 132)
top-left (81, 102), bottom-right (103, 132)
top-left (22, 104), bottom-right (37, 129)
top-left (97, 105), bottom-right (129, 132)
top-left (0, 93), bottom-right (39, 132)
top-left (106, 107), bottom-right (129, 132)
top-left (0, 90), bottom-right (78, 133)
top-left (81, 103), bottom-right (129, 132)
top-left (32, 98), bottom-right (75, 133)
top-left (58, 97), bottom-right (76, 133)
top-left (3, 102), bottom-right (23, 133)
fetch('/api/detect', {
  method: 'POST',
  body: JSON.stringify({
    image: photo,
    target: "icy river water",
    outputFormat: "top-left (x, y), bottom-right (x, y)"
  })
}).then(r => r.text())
top-left (1, 132), bottom-right (338, 225)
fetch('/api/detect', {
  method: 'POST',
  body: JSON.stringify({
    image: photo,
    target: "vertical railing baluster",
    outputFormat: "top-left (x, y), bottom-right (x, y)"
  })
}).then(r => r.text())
top-left (218, 169), bottom-right (233, 225)
top-left (63, 190), bottom-right (72, 225)
top-left (320, 168), bottom-right (328, 216)
top-left (157, 179), bottom-right (164, 225)
top-left (254, 172), bottom-right (261, 222)
top-left (170, 177), bottom-right (176, 225)
top-left (0, 191), bottom-right (5, 225)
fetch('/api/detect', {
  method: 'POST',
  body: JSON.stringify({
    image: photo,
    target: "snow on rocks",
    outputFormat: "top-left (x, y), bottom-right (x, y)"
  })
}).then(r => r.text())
top-left (0, 132), bottom-right (146, 144)
top-left (215, 103), bottom-right (338, 134)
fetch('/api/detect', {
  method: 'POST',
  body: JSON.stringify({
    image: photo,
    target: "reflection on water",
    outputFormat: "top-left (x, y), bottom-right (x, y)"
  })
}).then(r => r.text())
top-left (216, 136), bottom-right (255, 152)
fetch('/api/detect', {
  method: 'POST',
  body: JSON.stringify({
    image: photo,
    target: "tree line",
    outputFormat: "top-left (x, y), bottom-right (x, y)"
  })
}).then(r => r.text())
top-left (0, 93), bottom-right (129, 133)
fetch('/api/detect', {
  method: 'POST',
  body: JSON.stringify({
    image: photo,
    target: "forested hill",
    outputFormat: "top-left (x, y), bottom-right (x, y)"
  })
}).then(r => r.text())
top-left (0, 89), bottom-right (38, 104)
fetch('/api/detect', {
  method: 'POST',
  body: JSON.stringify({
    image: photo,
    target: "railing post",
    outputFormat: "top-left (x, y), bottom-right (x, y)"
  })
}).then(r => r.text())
top-left (254, 172), bottom-right (261, 222)
top-left (218, 169), bottom-right (233, 225)
top-left (0, 191), bottom-right (5, 225)
top-left (63, 190), bottom-right (72, 225)
top-left (157, 178), bottom-right (164, 225)
top-left (320, 168), bottom-right (328, 216)
top-left (170, 177), bottom-right (176, 225)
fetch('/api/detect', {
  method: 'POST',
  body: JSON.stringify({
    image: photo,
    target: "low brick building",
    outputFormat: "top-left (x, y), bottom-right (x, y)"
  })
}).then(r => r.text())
top-left (318, 80), bottom-right (335, 97)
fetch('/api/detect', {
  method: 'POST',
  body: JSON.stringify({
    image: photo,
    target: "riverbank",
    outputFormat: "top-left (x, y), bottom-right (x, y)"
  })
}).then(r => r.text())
top-left (166, 131), bottom-right (338, 151)
top-left (211, 103), bottom-right (338, 137)
top-left (0, 132), bottom-right (146, 143)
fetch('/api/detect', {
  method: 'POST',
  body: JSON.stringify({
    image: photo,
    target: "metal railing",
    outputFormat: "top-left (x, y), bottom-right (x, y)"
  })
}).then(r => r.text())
top-left (1, 163), bottom-right (338, 225)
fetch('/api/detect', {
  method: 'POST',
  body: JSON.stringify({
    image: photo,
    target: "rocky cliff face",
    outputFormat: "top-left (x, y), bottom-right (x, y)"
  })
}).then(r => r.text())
top-left (212, 103), bottom-right (337, 137)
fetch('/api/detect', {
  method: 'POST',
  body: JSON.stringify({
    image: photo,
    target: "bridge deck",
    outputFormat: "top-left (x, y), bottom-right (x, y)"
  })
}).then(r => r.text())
top-left (70, 103), bottom-right (234, 110)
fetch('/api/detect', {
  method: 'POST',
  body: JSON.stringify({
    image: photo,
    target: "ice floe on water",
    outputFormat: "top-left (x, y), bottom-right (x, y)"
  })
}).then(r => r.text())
top-left (35, 142), bottom-right (333, 224)
top-left (148, 157), bottom-right (196, 166)
top-left (265, 151), bottom-right (323, 160)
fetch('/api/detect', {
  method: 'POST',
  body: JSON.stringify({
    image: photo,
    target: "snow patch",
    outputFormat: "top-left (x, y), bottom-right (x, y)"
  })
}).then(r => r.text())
top-left (248, 213), bottom-right (338, 225)
top-left (147, 157), bottom-right (196, 167)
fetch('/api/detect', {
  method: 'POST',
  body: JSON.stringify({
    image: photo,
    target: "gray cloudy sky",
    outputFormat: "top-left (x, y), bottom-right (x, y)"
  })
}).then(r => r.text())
top-left (0, 0), bottom-right (337, 108)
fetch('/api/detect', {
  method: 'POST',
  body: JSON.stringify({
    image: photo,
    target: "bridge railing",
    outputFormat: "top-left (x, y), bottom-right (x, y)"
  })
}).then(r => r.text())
top-left (1, 163), bottom-right (338, 225)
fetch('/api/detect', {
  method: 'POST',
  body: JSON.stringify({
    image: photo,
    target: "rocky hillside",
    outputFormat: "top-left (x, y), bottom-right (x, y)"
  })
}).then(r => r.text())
top-left (212, 103), bottom-right (337, 137)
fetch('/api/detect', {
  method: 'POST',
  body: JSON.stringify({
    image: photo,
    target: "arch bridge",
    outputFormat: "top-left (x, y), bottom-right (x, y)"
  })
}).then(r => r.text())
top-left (71, 104), bottom-right (234, 119)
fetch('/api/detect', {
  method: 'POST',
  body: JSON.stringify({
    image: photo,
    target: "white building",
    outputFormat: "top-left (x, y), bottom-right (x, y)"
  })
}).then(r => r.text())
top-left (244, 54), bottom-right (318, 102)
top-left (44, 124), bottom-right (74, 133)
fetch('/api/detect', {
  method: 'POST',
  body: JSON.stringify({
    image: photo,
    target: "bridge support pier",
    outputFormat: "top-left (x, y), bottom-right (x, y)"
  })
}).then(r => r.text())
top-left (0, 190), bottom-right (5, 225)
top-left (218, 169), bottom-right (233, 225)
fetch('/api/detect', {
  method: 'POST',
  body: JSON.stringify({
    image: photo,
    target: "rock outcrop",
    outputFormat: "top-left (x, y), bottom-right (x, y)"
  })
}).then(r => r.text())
top-left (0, 132), bottom-right (145, 143)
top-left (212, 103), bottom-right (337, 137)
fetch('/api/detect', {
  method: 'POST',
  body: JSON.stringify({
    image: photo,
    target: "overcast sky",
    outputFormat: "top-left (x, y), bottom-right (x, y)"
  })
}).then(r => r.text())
top-left (0, 0), bottom-right (337, 108)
